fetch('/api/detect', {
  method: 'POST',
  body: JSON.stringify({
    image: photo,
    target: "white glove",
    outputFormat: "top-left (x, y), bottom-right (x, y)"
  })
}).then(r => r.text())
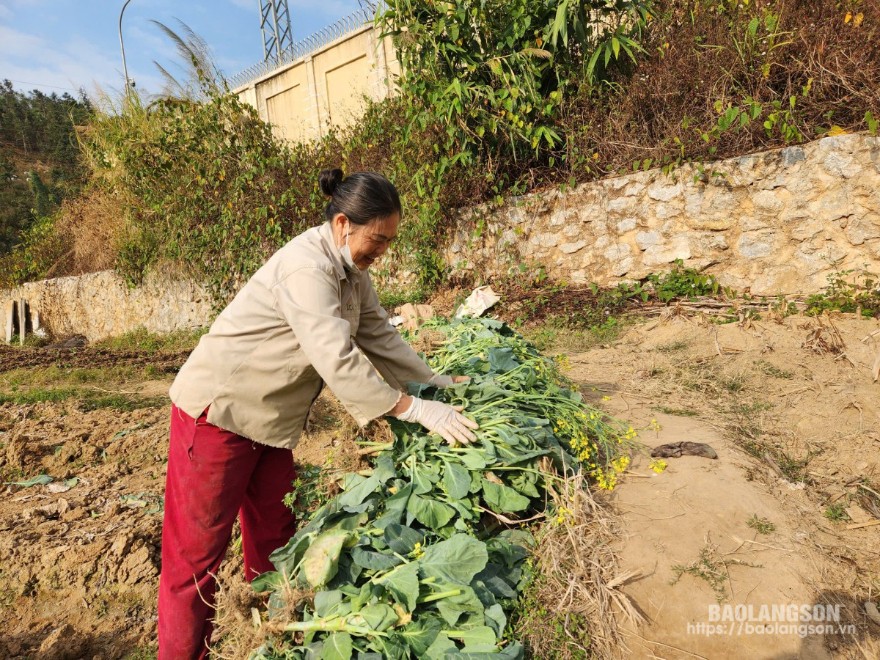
top-left (428, 373), bottom-right (454, 388)
top-left (395, 397), bottom-right (479, 445)
top-left (427, 374), bottom-right (471, 388)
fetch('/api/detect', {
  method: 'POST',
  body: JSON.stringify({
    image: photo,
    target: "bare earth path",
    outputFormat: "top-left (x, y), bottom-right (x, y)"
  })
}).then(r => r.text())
top-left (564, 313), bottom-right (880, 659)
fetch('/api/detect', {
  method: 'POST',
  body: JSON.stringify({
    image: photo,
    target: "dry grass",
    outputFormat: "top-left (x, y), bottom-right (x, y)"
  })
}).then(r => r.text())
top-left (515, 473), bottom-right (643, 659)
top-left (50, 189), bottom-right (126, 275)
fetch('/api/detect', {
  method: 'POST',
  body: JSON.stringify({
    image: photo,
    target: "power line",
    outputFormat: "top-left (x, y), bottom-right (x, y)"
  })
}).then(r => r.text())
top-left (6, 79), bottom-right (83, 93)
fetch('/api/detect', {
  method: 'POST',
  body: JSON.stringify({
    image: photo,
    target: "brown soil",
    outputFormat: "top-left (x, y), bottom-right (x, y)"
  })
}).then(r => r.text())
top-left (1, 309), bottom-right (879, 658)
top-left (0, 346), bottom-right (189, 373)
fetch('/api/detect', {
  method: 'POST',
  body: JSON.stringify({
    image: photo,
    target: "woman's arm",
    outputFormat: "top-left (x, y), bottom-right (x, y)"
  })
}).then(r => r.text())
top-left (354, 277), bottom-right (438, 387)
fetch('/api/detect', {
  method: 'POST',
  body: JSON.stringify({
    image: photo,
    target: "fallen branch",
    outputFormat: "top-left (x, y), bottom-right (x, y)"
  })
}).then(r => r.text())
top-left (846, 520), bottom-right (880, 530)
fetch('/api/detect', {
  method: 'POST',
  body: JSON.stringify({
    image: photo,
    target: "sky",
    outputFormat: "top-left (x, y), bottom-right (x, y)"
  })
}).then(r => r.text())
top-left (0, 0), bottom-right (365, 99)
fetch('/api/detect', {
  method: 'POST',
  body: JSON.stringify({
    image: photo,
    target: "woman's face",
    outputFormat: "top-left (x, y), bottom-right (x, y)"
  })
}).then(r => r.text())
top-left (333, 212), bottom-right (400, 270)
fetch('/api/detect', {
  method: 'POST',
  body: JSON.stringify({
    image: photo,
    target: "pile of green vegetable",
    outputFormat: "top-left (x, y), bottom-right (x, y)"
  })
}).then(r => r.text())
top-left (250, 318), bottom-right (634, 659)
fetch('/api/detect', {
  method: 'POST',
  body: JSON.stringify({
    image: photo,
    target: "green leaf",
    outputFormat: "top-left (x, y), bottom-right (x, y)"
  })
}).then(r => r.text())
top-left (412, 464), bottom-right (437, 495)
top-left (487, 347), bottom-right (518, 372)
top-left (301, 530), bottom-right (350, 588)
top-left (447, 625), bottom-right (496, 650)
top-left (611, 36), bottom-right (620, 59)
top-left (407, 493), bottom-right (456, 528)
top-left (481, 479), bottom-right (531, 513)
top-left (435, 585), bottom-right (485, 626)
top-left (251, 570), bottom-right (284, 594)
top-left (377, 561), bottom-right (420, 612)
top-left (398, 617), bottom-right (443, 655)
top-left (419, 534), bottom-right (488, 585)
top-left (384, 523), bottom-right (424, 555)
top-left (314, 589), bottom-right (344, 617)
top-left (373, 483), bottom-right (412, 529)
top-left (9, 474), bottom-right (53, 487)
top-left (456, 450), bottom-right (488, 470)
top-left (425, 632), bottom-right (456, 659)
top-left (373, 453), bottom-right (396, 483)
top-left (351, 546), bottom-right (402, 571)
top-left (442, 461), bottom-right (471, 500)
top-left (338, 474), bottom-right (381, 508)
top-left (321, 632), bottom-right (353, 660)
top-left (357, 603), bottom-right (398, 632)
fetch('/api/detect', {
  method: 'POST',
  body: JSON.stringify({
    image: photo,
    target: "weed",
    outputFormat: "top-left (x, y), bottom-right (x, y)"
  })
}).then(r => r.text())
top-left (377, 286), bottom-right (428, 310)
top-left (657, 340), bottom-right (689, 353)
top-left (0, 387), bottom-right (165, 412)
top-left (654, 406), bottom-right (698, 417)
top-left (804, 270), bottom-right (880, 318)
top-left (824, 503), bottom-right (849, 522)
top-left (283, 462), bottom-right (333, 525)
top-left (512, 573), bottom-right (592, 659)
top-left (757, 361), bottom-right (794, 379)
top-left (646, 260), bottom-right (724, 302)
top-left (671, 545), bottom-right (731, 602)
top-left (93, 326), bottom-right (207, 352)
top-left (122, 647), bottom-right (157, 660)
top-left (721, 374), bottom-right (747, 393)
top-left (746, 515), bottom-right (776, 535)
top-left (671, 544), bottom-right (761, 603)
top-left (78, 393), bottom-right (166, 412)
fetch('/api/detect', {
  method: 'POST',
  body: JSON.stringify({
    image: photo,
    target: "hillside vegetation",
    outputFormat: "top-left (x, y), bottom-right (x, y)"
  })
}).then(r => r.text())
top-left (0, 81), bottom-right (92, 265)
top-left (1, 0), bottom-right (878, 302)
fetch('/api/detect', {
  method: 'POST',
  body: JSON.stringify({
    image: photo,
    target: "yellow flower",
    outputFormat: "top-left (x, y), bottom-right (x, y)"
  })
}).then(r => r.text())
top-left (649, 459), bottom-right (668, 474)
top-left (612, 455), bottom-right (631, 473)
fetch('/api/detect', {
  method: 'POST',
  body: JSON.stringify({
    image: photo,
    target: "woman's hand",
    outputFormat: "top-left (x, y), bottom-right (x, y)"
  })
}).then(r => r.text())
top-left (393, 396), bottom-right (478, 445)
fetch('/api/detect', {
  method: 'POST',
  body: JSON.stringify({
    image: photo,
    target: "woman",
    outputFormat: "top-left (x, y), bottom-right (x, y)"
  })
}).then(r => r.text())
top-left (158, 168), bottom-right (477, 658)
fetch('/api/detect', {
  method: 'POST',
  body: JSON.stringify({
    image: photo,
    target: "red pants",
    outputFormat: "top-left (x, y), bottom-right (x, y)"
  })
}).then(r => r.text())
top-left (158, 405), bottom-right (297, 659)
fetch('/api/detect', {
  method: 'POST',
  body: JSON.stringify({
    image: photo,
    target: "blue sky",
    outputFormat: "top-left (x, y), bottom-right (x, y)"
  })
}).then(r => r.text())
top-left (0, 0), bottom-right (364, 98)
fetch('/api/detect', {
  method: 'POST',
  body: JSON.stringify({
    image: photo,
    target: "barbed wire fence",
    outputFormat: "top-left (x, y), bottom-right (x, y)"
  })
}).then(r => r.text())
top-left (227, 7), bottom-right (376, 90)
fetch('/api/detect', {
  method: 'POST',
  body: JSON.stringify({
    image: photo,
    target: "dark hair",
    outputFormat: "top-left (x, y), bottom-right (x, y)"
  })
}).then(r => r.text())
top-left (319, 168), bottom-right (402, 225)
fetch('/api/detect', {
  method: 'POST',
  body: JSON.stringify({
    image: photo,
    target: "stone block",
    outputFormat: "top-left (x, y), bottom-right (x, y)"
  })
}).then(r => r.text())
top-left (616, 217), bottom-right (637, 233)
top-left (604, 243), bottom-right (634, 277)
top-left (823, 151), bottom-right (861, 179)
top-left (507, 206), bottom-right (526, 225)
top-left (781, 146), bottom-right (806, 167)
top-left (647, 180), bottom-right (682, 202)
top-left (685, 215), bottom-right (735, 232)
top-left (808, 190), bottom-right (852, 224)
top-left (537, 233), bottom-right (559, 248)
top-left (737, 232), bottom-right (776, 259)
top-left (607, 197), bottom-right (636, 215)
top-left (752, 189), bottom-right (785, 213)
top-left (560, 240), bottom-right (588, 255)
top-left (655, 203), bottom-right (682, 220)
top-left (845, 218), bottom-right (880, 246)
top-left (643, 236), bottom-right (691, 267)
top-left (635, 231), bottom-right (662, 250)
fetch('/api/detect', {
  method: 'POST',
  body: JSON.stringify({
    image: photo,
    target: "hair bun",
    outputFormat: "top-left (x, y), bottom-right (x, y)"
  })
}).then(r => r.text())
top-left (319, 168), bottom-right (344, 197)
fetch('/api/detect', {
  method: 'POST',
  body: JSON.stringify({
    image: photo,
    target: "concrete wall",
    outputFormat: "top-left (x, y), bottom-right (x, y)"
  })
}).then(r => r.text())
top-left (0, 271), bottom-right (213, 343)
top-left (442, 133), bottom-right (880, 296)
top-left (235, 26), bottom-right (398, 144)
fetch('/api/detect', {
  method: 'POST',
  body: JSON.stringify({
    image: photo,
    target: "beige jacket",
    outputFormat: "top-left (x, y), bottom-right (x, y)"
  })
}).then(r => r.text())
top-left (169, 222), bottom-right (436, 449)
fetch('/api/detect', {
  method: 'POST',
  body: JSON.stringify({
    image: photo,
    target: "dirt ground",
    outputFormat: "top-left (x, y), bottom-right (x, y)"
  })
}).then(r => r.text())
top-left (1, 310), bottom-right (879, 658)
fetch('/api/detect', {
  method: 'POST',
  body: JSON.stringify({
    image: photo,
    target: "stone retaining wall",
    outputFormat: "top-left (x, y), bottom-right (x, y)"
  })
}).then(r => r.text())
top-left (3, 134), bottom-right (878, 341)
top-left (0, 271), bottom-right (213, 342)
top-left (445, 133), bottom-right (880, 295)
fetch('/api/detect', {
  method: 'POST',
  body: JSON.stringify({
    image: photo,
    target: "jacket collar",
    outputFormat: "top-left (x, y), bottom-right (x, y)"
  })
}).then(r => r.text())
top-left (317, 221), bottom-right (358, 282)
top-left (318, 222), bottom-right (349, 280)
